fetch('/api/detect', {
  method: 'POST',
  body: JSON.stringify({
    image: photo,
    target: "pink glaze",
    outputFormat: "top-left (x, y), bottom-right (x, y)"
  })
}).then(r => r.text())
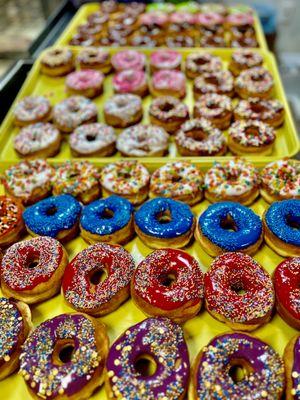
top-left (152, 69), bottom-right (186, 95)
top-left (169, 12), bottom-right (195, 24)
top-left (66, 70), bottom-right (104, 90)
top-left (197, 12), bottom-right (224, 26)
top-left (139, 11), bottom-right (169, 26)
top-left (111, 50), bottom-right (146, 72)
top-left (113, 69), bottom-right (146, 94)
top-left (226, 13), bottom-right (254, 26)
top-left (150, 50), bottom-right (182, 70)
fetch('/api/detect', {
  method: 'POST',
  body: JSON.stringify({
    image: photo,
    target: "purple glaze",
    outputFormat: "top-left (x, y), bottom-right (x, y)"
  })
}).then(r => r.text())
top-left (292, 336), bottom-right (300, 399)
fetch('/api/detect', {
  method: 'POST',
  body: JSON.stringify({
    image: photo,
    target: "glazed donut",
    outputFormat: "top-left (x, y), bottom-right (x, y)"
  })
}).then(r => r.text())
top-left (260, 159), bottom-right (300, 203)
top-left (53, 161), bottom-right (100, 204)
top-left (20, 313), bottom-right (109, 400)
top-left (66, 70), bottom-right (104, 98)
top-left (1, 236), bottom-right (68, 304)
top-left (104, 94), bottom-right (143, 128)
top-left (150, 49), bottom-right (182, 73)
top-left (0, 195), bottom-right (24, 247)
top-left (192, 332), bottom-right (285, 400)
top-left (263, 199), bottom-right (300, 257)
top-left (132, 248), bottom-right (204, 323)
top-left (185, 53), bottom-right (222, 79)
top-left (284, 334), bottom-right (300, 400)
top-left (204, 158), bottom-right (260, 205)
top-left (150, 69), bottom-right (186, 99)
top-left (105, 317), bottom-right (189, 400)
top-left (230, 35), bottom-right (258, 48)
top-left (199, 34), bottom-right (226, 48)
top-left (134, 197), bottom-right (195, 249)
top-left (175, 118), bottom-right (227, 156)
top-left (194, 93), bottom-right (232, 130)
top-left (228, 119), bottom-right (276, 156)
top-left (229, 50), bottom-right (263, 76)
top-left (235, 67), bottom-right (274, 99)
top-left (77, 48), bottom-right (111, 74)
top-left (80, 196), bottom-right (134, 244)
top-left (69, 123), bottom-right (116, 157)
top-left (14, 96), bottom-right (51, 127)
top-left (62, 243), bottom-right (135, 315)
top-left (40, 48), bottom-right (74, 76)
top-left (111, 50), bottom-right (146, 71)
top-left (205, 252), bottom-right (274, 330)
top-left (149, 96), bottom-right (189, 134)
top-left (196, 12), bottom-right (224, 35)
top-left (100, 160), bottom-right (150, 205)
top-left (0, 297), bottom-right (32, 380)
top-left (274, 257), bottom-right (300, 329)
top-left (196, 201), bottom-right (263, 256)
top-left (193, 70), bottom-right (234, 99)
top-left (23, 194), bottom-right (82, 242)
top-left (116, 124), bottom-right (169, 157)
top-left (14, 122), bottom-right (61, 159)
top-left (2, 159), bottom-right (54, 205)
top-left (150, 161), bottom-right (204, 205)
top-left (53, 96), bottom-right (98, 133)
top-left (234, 98), bottom-right (284, 128)
top-left (112, 69), bottom-right (148, 97)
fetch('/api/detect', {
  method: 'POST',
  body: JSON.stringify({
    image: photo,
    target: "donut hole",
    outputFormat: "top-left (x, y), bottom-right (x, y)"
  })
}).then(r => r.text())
top-left (286, 214), bottom-right (300, 230)
top-left (101, 208), bottom-right (114, 219)
top-left (249, 103), bottom-right (267, 113)
top-left (228, 359), bottom-right (253, 384)
top-left (159, 102), bottom-right (174, 112)
top-left (52, 339), bottom-right (75, 365)
top-left (51, 49), bottom-right (63, 56)
top-left (159, 272), bottom-right (177, 287)
top-left (69, 171), bottom-right (80, 179)
top-left (204, 76), bottom-right (219, 86)
top-left (206, 101), bottom-right (219, 110)
top-left (46, 206), bottom-right (57, 216)
top-left (70, 105), bottom-right (80, 113)
top-left (230, 282), bottom-right (246, 295)
top-left (86, 134), bottom-right (96, 142)
top-left (244, 126), bottom-right (261, 138)
top-left (194, 57), bottom-right (208, 66)
top-left (156, 209), bottom-right (172, 224)
top-left (25, 255), bottom-right (39, 270)
top-left (185, 128), bottom-right (207, 142)
top-left (220, 214), bottom-right (238, 232)
top-left (88, 267), bottom-right (108, 285)
top-left (171, 174), bottom-right (182, 183)
top-left (119, 170), bottom-right (131, 179)
top-left (251, 73), bottom-right (264, 82)
top-left (134, 354), bottom-right (157, 377)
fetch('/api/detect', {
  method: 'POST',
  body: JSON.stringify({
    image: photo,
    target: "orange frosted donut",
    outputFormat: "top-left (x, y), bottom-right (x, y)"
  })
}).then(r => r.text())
top-left (13, 96), bottom-right (51, 127)
top-left (0, 195), bottom-right (24, 247)
top-left (40, 48), bottom-right (74, 76)
top-left (235, 67), bottom-right (274, 99)
top-left (194, 93), bottom-right (232, 130)
top-left (194, 70), bottom-right (234, 99)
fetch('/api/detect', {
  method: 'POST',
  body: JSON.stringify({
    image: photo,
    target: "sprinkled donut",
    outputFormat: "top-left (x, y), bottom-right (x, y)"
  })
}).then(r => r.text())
top-left (104, 94), bottom-right (143, 128)
top-left (199, 34), bottom-right (226, 48)
top-left (113, 69), bottom-right (148, 97)
top-left (229, 50), bottom-right (263, 76)
top-left (1, 236), bottom-right (68, 304)
top-left (150, 69), bottom-right (186, 99)
top-left (205, 252), bottom-right (274, 330)
top-left (0, 195), bottom-right (24, 247)
top-left (192, 332), bottom-right (285, 400)
top-left (150, 161), bottom-right (204, 205)
top-left (235, 67), bottom-right (274, 99)
top-left (168, 12), bottom-right (196, 36)
top-left (284, 334), bottom-right (300, 400)
top-left (14, 96), bottom-right (51, 127)
top-left (66, 69), bottom-right (104, 98)
top-left (185, 53), bottom-right (222, 79)
top-left (132, 248), bottom-right (204, 323)
top-left (234, 98), bottom-right (284, 127)
top-left (63, 243), bottom-right (135, 315)
top-left (193, 70), bottom-right (234, 99)
top-left (166, 35), bottom-right (195, 48)
top-left (77, 47), bottom-right (111, 74)
top-left (194, 93), bottom-right (233, 130)
top-left (53, 96), bottom-right (98, 133)
top-left (230, 35), bottom-right (258, 48)
top-left (226, 12), bottom-right (255, 29)
top-left (40, 47), bottom-right (74, 76)
top-left (105, 317), bottom-right (189, 400)
top-left (20, 313), bottom-right (109, 400)
top-left (111, 49), bottom-right (146, 71)
top-left (150, 49), bottom-right (182, 73)
top-left (196, 12), bottom-right (224, 35)
top-left (196, 201), bottom-right (263, 256)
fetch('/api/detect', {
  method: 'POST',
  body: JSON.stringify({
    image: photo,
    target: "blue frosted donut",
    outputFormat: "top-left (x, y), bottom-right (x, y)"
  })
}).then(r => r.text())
top-left (23, 194), bottom-right (82, 240)
top-left (198, 201), bottom-right (262, 252)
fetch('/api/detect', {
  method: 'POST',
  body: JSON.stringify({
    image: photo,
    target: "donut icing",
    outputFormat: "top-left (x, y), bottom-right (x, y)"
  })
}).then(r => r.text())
top-left (139, 11), bottom-right (169, 27)
top-left (150, 50), bottom-right (182, 70)
top-left (113, 69), bottom-right (147, 93)
top-left (194, 93), bottom-right (232, 119)
top-left (234, 98), bottom-right (284, 121)
top-left (77, 48), bottom-right (110, 68)
top-left (226, 12), bottom-right (254, 26)
top-left (235, 67), bottom-right (274, 95)
top-left (290, 336), bottom-right (300, 398)
top-left (149, 96), bottom-right (189, 123)
top-left (169, 11), bottom-right (195, 25)
top-left (14, 123), bottom-right (60, 155)
top-left (229, 120), bottom-right (275, 147)
top-left (0, 196), bottom-right (23, 239)
top-left (194, 70), bottom-right (234, 96)
top-left (111, 50), bottom-right (146, 71)
top-left (41, 48), bottom-right (73, 67)
top-left (104, 94), bottom-right (142, 125)
top-left (152, 70), bottom-right (186, 94)
top-left (197, 12), bottom-right (224, 27)
top-left (231, 50), bottom-right (263, 69)
top-left (186, 53), bottom-right (222, 75)
top-left (14, 96), bottom-right (50, 123)
top-left (66, 70), bottom-right (104, 91)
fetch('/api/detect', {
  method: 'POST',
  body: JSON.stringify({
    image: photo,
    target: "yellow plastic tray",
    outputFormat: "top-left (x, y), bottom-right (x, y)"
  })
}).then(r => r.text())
top-left (55, 3), bottom-right (268, 50)
top-left (0, 159), bottom-right (297, 400)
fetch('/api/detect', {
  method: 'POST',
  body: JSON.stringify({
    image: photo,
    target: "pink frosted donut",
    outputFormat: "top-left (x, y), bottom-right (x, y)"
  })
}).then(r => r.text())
top-left (150, 50), bottom-right (182, 72)
top-left (197, 12), bottom-right (224, 27)
top-left (226, 13), bottom-right (254, 27)
top-left (112, 69), bottom-right (148, 97)
top-left (66, 70), bottom-right (104, 98)
top-left (139, 11), bottom-right (169, 27)
top-left (151, 70), bottom-right (186, 99)
top-left (111, 50), bottom-right (146, 72)
top-left (169, 11), bottom-right (195, 25)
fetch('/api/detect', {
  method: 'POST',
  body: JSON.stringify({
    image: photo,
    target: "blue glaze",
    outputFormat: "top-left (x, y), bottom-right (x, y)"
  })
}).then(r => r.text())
top-left (199, 201), bottom-right (262, 251)
top-left (80, 195), bottom-right (133, 236)
top-left (134, 197), bottom-right (194, 238)
top-left (265, 199), bottom-right (300, 247)
top-left (23, 194), bottom-right (82, 238)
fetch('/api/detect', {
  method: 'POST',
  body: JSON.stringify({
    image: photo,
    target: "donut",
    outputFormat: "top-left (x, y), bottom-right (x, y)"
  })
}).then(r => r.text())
top-left (23, 194), bottom-right (82, 242)
top-left (229, 50), bottom-right (263, 76)
top-left (150, 161), bottom-right (204, 205)
top-left (228, 119), bottom-right (276, 156)
top-left (196, 12), bottom-right (225, 35)
top-left (13, 96), bottom-right (51, 127)
top-left (101, 0), bottom-right (119, 14)
top-left (185, 53), bottom-right (222, 79)
top-left (80, 196), bottom-right (134, 244)
top-left (78, 23), bottom-right (104, 41)
top-left (53, 161), bottom-right (100, 204)
top-left (116, 124), bottom-right (169, 157)
top-left (76, 48), bottom-right (111, 74)
top-left (20, 313), bottom-right (109, 400)
top-left (0, 195), bottom-right (24, 247)
top-left (166, 35), bottom-right (195, 48)
top-left (150, 49), bottom-right (182, 73)
top-left (1, 236), bottom-right (68, 303)
top-left (205, 252), bottom-right (274, 330)
top-left (260, 159), bottom-right (300, 203)
top-left (204, 158), bottom-right (260, 205)
top-left (66, 70), bottom-right (104, 98)
top-left (235, 67), bottom-right (274, 99)
top-left (112, 69), bottom-right (148, 97)
top-left (168, 12), bottom-right (196, 36)
top-left (134, 197), bottom-right (195, 249)
top-left (0, 297), bottom-right (32, 380)
top-left (129, 34), bottom-right (157, 47)
top-left (193, 70), bottom-right (234, 99)
top-left (230, 35), bottom-right (258, 48)
top-left (53, 95), bottom-right (98, 133)
top-left (100, 160), bottom-right (150, 205)
top-left (150, 69), bottom-right (186, 99)
top-left (132, 248), bottom-right (204, 323)
top-left (104, 94), bottom-right (143, 128)
top-left (111, 49), bottom-right (146, 71)
top-left (149, 96), bottom-right (189, 134)
top-left (105, 317), bottom-right (189, 400)
top-left (226, 12), bottom-right (255, 29)
top-left (263, 199), bottom-right (300, 257)
top-left (40, 47), bottom-right (74, 76)
top-left (2, 159), bottom-right (54, 205)
top-left (200, 3), bottom-right (227, 15)
top-left (274, 257), bottom-right (300, 329)
top-left (139, 12), bottom-right (169, 43)
top-left (62, 243), bottom-right (135, 315)
top-left (196, 201), bottom-right (263, 256)
top-left (192, 332), bottom-right (285, 400)
top-left (69, 33), bottom-right (97, 47)
top-left (14, 122), bottom-right (61, 159)
top-left (199, 34), bottom-right (227, 48)
top-left (87, 11), bottom-right (109, 26)
top-left (194, 93), bottom-right (232, 130)
top-left (284, 334), bottom-right (300, 400)
top-left (175, 118), bottom-right (227, 156)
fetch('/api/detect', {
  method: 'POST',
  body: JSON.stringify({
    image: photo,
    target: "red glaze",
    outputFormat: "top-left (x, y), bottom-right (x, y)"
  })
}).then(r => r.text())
top-left (132, 248), bottom-right (204, 311)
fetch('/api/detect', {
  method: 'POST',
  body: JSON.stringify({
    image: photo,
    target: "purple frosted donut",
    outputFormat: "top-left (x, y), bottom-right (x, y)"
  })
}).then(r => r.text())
top-left (192, 332), bottom-right (285, 399)
top-left (105, 317), bottom-right (189, 399)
